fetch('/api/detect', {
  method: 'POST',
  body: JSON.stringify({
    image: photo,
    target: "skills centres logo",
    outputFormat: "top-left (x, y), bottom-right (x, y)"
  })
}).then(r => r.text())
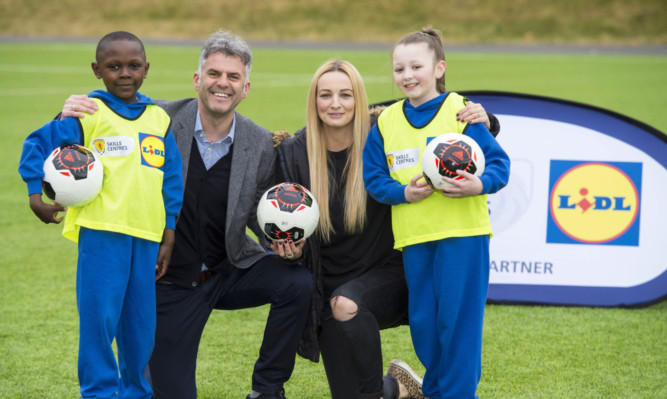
top-left (546, 160), bottom-right (642, 246)
top-left (139, 133), bottom-right (165, 169)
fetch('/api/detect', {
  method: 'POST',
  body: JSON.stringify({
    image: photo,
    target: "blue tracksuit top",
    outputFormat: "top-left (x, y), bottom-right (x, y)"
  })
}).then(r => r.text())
top-left (18, 90), bottom-right (183, 230)
top-left (363, 93), bottom-right (510, 206)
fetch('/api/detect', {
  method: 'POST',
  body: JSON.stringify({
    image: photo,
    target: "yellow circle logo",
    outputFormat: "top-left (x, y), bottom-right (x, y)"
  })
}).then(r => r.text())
top-left (549, 162), bottom-right (639, 243)
top-left (140, 135), bottom-right (165, 168)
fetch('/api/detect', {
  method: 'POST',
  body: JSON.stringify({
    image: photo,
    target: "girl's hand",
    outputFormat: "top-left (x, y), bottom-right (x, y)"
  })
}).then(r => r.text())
top-left (456, 101), bottom-right (491, 130)
top-left (270, 239), bottom-right (306, 261)
top-left (61, 95), bottom-right (97, 118)
top-left (405, 174), bottom-right (433, 203)
top-left (440, 170), bottom-right (483, 198)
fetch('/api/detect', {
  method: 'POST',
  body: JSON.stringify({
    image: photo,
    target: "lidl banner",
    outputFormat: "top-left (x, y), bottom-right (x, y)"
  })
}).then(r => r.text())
top-left (460, 91), bottom-right (667, 307)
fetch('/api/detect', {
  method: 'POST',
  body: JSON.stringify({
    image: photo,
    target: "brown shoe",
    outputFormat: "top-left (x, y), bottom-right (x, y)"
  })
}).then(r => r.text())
top-left (387, 359), bottom-right (424, 399)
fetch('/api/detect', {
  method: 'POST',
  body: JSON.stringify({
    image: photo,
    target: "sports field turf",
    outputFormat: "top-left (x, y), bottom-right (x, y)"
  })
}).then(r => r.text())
top-left (1, 42), bottom-right (665, 398)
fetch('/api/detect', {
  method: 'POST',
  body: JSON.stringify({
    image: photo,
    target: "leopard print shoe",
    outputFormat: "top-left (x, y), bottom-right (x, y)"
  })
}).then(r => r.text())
top-left (387, 359), bottom-right (424, 399)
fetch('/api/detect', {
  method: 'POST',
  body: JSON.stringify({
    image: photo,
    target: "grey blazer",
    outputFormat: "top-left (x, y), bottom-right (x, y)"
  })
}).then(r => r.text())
top-left (155, 98), bottom-right (276, 269)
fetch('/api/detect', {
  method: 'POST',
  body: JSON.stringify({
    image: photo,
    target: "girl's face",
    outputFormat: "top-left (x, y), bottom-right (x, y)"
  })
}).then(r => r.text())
top-left (316, 71), bottom-right (356, 131)
top-left (392, 42), bottom-right (446, 107)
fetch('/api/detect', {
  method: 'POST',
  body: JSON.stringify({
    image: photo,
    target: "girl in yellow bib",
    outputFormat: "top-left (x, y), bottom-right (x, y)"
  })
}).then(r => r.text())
top-left (362, 27), bottom-right (510, 399)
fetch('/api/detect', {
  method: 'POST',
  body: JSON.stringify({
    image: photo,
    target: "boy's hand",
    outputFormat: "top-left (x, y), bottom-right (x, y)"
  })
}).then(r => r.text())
top-left (456, 101), bottom-right (491, 130)
top-left (440, 170), bottom-right (483, 198)
top-left (62, 95), bottom-right (97, 119)
top-left (405, 174), bottom-right (434, 203)
top-left (156, 229), bottom-right (175, 281)
top-left (29, 193), bottom-right (66, 224)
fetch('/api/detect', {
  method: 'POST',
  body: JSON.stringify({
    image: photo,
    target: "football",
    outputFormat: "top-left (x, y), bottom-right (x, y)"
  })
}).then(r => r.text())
top-left (257, 182), bottom-right (320, 242)
top-left (42, 144), bottom-right (104, 207)
top-left (421, 133), bottom-right (485, 190)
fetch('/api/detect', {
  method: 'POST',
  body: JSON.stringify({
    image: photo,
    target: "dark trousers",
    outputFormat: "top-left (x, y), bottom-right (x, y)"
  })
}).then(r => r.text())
top-left (318, 265), bottom-right (409, 399)
top-left (148, 255), bottom-right (313, 399)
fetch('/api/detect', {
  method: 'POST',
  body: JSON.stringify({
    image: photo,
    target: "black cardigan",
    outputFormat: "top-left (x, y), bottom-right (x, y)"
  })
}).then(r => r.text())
top-left (276, 129), bottom-right (323, 361)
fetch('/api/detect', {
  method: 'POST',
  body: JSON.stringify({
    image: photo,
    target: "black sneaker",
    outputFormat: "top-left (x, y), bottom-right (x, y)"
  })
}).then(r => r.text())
top-left (245, 387), bottom-right (286, 399)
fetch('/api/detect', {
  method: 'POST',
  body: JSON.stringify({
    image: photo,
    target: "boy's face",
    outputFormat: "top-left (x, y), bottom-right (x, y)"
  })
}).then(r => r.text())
top-left (92, 40), bottom-right (149, 104)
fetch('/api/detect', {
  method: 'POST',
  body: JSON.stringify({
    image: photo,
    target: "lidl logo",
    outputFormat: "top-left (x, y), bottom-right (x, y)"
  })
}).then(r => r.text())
top-left (546, 160), bottom-right (642, 246)
top-left (139, 133), bottom-right (165, 169)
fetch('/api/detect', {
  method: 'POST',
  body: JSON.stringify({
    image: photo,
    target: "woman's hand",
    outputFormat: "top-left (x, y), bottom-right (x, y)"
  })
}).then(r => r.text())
top-left (456, 101), bottom-right (491, 130)
top-left (270, 239), bottom-right (306, 261)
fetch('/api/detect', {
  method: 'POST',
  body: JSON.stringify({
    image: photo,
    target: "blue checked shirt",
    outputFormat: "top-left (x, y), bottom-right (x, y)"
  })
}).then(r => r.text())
top-left (193, 109), bottom-right (236, 170)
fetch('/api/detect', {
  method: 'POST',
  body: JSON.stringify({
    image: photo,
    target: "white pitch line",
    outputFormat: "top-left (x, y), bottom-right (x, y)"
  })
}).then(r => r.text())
top-left (0, 65), bottom-right (390, 96)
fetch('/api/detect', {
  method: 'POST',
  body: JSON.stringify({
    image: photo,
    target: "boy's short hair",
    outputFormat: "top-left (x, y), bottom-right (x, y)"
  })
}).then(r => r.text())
top-left (96, 31), bottom-right (145, 62)
top-left (197, 30), bottom-right (252, 82)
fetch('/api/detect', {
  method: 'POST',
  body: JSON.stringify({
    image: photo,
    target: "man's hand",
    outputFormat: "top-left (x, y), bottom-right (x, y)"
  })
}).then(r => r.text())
top-left (29, 193), bottom-right (66, 224)
top-left (61, 95), bottom-right (97, 119)
top-left (405, 174), bottom-right (434, 203)
top-left (440, 170), bottom-right (483, 198)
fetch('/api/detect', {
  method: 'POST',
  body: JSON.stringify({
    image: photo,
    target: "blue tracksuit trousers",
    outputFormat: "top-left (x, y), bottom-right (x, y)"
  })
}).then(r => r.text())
top-left (76, 227), bottom-right (158, 399)
top-left (402, 235), bottom-right (490, 399)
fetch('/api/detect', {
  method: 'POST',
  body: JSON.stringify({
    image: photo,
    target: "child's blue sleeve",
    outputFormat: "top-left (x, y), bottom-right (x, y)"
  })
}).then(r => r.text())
top-left (161, 129), bottom-right (184, 230)
top-left (464, 123), bottom-right (510, 195)
top-left (18, 118), bottom-right (83, 195)
top-left (362, 125), bottom-right (408, 205)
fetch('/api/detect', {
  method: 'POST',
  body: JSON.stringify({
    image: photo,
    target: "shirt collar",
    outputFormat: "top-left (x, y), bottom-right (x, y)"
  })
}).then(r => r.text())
top-left (194, 108), bottom-right (236, 145)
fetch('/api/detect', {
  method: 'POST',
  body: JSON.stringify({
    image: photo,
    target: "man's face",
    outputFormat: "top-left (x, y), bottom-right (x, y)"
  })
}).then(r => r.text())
top-left (194, 52), bottom-right (250, 118)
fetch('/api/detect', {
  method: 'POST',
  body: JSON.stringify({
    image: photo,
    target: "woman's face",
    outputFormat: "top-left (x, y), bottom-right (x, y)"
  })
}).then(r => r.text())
top-left (316, 71), bottom-right (355, 130)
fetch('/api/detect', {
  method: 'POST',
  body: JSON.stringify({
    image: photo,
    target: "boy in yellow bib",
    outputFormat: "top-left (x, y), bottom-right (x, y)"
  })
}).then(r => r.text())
top-left (363, 28), bottom-right (510, 399)
top-left (18, 32), bottom-right (183, 399)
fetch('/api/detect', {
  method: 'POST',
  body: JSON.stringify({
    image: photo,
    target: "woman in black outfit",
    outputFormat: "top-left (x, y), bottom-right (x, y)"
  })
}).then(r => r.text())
top-left (271, 60), bottom-right (500, 399)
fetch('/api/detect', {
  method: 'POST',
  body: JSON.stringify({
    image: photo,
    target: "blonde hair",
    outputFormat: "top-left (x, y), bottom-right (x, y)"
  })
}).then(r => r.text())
top-left (306, 60), bottom-right (370, 243)
top-left (394, 26), bottom-right (446, 93)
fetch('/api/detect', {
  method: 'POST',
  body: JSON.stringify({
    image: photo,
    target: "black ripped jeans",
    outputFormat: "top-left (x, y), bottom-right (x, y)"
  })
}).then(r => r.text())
top-left (318, 265), bottom-right (409, 399)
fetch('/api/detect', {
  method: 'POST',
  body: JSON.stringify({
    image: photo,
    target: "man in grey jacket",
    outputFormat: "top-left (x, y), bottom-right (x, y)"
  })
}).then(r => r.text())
top-left (62, 30), bottom-right (312, 399)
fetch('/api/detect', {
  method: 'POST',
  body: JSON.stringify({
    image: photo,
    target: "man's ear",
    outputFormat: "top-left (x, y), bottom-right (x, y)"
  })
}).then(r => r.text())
top-left (193, 72), bottom-right (200, 91)
top-left (242, 81), bottom-right (251, 98)
top-left (143, 61), bottom-right (150, 78)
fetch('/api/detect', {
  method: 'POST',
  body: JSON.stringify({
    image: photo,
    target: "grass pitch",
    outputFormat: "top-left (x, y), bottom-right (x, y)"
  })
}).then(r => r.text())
top-left (0, 42), bottom-right (665, 398)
